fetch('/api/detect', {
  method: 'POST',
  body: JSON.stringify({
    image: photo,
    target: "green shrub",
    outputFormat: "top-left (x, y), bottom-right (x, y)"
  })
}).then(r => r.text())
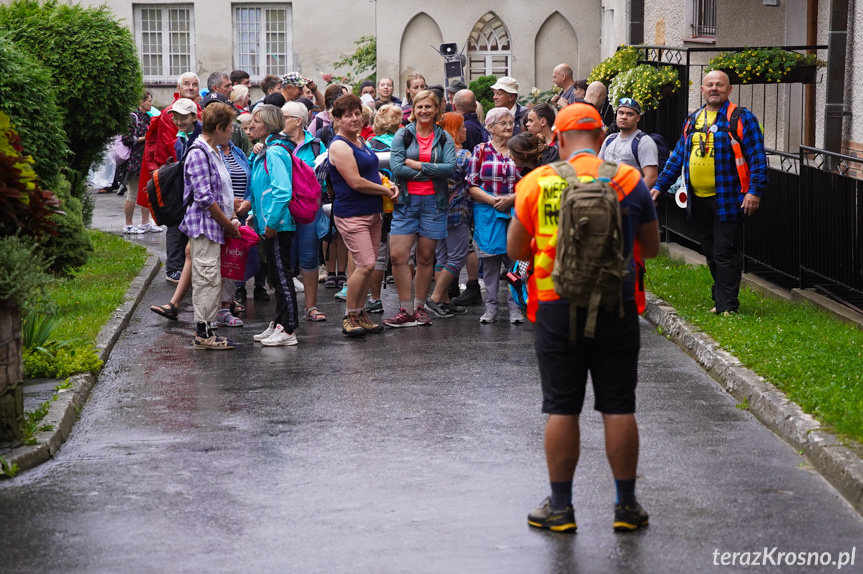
top-left (0, 236), bottom-right (54, 312)
top-left (40, 173), bottom-right (93, 278)
top-left (588, 46), bottom-right (640, 87)
top-left (469, 75), bottom-right (497, 116)
top-left (332, 35), bottom-right (376, 95)
top-left (22, 345), bottom-right (102, 379)
top-left (0, 0), bottom-right (143, 193)
top-left (0, 35), bottom-right (68, 188)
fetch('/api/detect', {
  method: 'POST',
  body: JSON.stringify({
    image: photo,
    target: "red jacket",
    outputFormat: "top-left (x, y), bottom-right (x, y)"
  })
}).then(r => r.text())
top-left (136, 94), bottom-right (203, 204)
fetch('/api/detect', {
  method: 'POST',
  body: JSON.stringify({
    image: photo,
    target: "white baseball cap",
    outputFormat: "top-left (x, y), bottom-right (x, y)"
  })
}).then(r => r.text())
top-left (169, 98), bottom-right (197, 116)
top-left (490, 76), bottom-right (519, 94)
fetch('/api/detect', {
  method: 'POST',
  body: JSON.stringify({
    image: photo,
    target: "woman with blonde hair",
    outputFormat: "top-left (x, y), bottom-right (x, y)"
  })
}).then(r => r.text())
top-left (384, 90), bottom-right (456, 328)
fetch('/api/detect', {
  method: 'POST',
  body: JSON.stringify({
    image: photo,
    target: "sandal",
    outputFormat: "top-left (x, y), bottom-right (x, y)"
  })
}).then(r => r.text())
top-left (304, 307), bottom-right (327, 322)
top-left (150, 302), bottom-right (178, 321)
top-left (216, 309), bottom-right (244, 327)
top-left (193, 334), bottom-right (236, 350)
top-left (336, 273), bottom-right (347, 287)
top-left (230, 300), bottom-right (245, 315)
top-left (324, 274), bottom-right (337, 288)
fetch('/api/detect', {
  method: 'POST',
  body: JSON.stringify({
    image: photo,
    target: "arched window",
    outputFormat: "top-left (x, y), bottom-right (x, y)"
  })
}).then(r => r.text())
top-left (466, 13), bottom-right (511, 81)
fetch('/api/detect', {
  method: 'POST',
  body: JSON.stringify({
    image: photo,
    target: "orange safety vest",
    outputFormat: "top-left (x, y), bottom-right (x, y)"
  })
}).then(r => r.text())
top-left (683, 102), bottom-right (751, 195)
top-left (514, 153), bottom-right (646, 323)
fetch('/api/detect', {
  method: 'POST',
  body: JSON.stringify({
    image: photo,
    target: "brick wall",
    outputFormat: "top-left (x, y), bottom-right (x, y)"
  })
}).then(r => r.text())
top-left (840, 139), bottom-right (863, 180)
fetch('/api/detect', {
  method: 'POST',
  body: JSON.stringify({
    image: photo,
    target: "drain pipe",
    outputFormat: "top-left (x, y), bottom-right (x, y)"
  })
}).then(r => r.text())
top-left (822, 0), bottom-right (848, 155)
top-left (629, 0), bottom-right (644, 44)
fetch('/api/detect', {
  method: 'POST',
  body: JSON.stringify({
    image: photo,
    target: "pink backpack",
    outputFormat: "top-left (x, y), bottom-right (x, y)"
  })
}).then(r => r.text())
top-left (264, 142), bottom-right (322, 225)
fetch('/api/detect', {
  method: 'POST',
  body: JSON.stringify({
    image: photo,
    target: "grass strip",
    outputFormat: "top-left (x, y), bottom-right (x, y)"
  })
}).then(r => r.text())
top-left (49, 230), bottom-right (148, 344)
top-left (646, 254), bottom-right (863, 443)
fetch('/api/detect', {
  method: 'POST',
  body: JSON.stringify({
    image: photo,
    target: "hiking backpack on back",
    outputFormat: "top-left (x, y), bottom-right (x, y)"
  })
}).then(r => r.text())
top-left (550, 160), bottom-right (630, 342)
top-left (605, 132), bottom-right (670, 174)
top-left (264, 142), bottom-right (323, 225)
top-left (146, 147), bottom-right (193, 227)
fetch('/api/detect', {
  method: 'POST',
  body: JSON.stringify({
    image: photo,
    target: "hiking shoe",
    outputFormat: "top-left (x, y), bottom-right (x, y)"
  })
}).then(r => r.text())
top-left (613, 503), bottom-right (649, 532)
top-left (510, 309), bottom-right (525, 324)
top-left (357, 311), bottom-right (384, 334)
top-left (254, 322), bottom-right (277, 342)
top-left (425, 298), bottom-right (454, 318)
top-left (139, 221), bottom-right (164, 233)
top-left (254, 285), bottom-right (270, 301)
top-left (293, 276), bottom-right (305, 293)
top-left (342, 312), bottom-right (366, 337)
top-left (193, 334), bottom-right (236, 350)
top-left (334, 283), bottom-right (348, 301)
top-left (383, 308), bottom-right (418, 328)
top-left (235, 285), bottom-right (247, 304)
top-left (166, 270), bottom-right (181, 283)
top-left (452, 286), bottom-right (482, 306)
top-left (364, 298), bottom-right (384, 314)
top-left (527, 497), bottom-right (577, 533)
top-left (442, 301), bottom-right (466, 315)
top-left (261, 324), bottom-right (298, 346)
top-left (123, 225), bottom-right (145, 235)
top-left (479, 309), bottom-right (497, 323)
top-left (414, 306), bottom-right (432, 326)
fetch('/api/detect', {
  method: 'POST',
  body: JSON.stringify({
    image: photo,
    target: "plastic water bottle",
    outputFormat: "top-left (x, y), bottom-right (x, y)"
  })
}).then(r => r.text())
top-left (381, 176), bottom-right (394, 213)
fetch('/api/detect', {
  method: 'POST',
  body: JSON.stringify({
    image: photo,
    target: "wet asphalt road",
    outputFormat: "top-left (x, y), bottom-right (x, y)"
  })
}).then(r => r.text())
top-left (0, 193), bottom-right (862, 573)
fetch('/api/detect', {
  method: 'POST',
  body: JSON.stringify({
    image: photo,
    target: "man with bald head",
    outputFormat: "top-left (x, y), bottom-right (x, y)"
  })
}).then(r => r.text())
top-left (551, 63), bottom-right (577, 109)
top-left (651, 70), bottom-right (767, 314)
top-left (453, 89), bottom-right (488, 152)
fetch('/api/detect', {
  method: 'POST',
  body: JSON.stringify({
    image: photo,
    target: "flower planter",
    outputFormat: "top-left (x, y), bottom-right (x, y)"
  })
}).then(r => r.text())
top-left (661, 83), bottom-right (677, 97)
top-left (0, 299), bottom-right (23, 445)
top-left (721, 65), bottom-right (818, 85)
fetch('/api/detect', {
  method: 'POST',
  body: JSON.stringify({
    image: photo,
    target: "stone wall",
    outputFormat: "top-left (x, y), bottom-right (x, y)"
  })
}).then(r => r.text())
top-left (0, 300), bottom-right (23, 444)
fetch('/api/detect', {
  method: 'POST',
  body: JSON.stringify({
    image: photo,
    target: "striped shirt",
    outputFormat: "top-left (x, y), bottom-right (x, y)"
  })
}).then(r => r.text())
top-left (223, 148), bottom-right (248, 199)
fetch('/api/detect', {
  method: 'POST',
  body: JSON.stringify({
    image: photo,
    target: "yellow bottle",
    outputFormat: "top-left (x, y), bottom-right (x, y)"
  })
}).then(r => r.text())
top-left (381, 176), bottom-right (394, 213)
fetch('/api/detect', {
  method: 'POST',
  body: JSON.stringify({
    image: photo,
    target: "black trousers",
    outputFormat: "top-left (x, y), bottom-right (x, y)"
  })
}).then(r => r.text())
top-left (264, 231), bottom-right (299, 334)
top-left (165, 225), bottom-right (188, 275)
top-left (691, 194), bottom-right (744, 313)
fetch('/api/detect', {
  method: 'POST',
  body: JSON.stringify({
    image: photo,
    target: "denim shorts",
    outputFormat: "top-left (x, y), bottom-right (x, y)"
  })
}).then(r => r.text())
top-left (390, 194), bottom-right (448, 240)
top-left (291, 208), bottom-right (324, 271)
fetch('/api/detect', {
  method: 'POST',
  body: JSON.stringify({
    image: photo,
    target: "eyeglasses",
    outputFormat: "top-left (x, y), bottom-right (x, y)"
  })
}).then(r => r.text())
top-left (283, 115), bottom-right (301, 120)
top-left (496, 121), bottom-right (515, 128)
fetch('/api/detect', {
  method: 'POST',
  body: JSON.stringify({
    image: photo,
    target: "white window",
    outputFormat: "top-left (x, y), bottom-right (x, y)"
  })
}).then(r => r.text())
top-left (233, 5), bottom-right (293, 80)
top-left (466, 12), bottom-right (512, 82)
top-left (134, 4), bottom-right (195, 83)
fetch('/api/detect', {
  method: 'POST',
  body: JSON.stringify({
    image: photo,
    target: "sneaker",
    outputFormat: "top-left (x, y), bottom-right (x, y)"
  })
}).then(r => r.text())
top-left (235, 285), bottom-right (247, 304)
top-left (254, 321), bottom-right (277, 342)
top-left (452, 286), bottom-right (483, 306)
top-left (318, 265), bottom-right (328, 283)
top-left (342, 312), bottom-right (367, 337)
top-left (425, 298), bottom-right (454, 318)
top-left (613, 503), bottom-right (649, 532)
top-left (139, 221), bottom-right (164, 233)
top-left (334, 284), bottom-right (348, 301)
top-left (293, 276), bottom-right (305, 293)
top-left (166, 270), bottom-right (182, 283)
top-left (414, 306), bottom-right (432, 326)
top-left (123, 225), bottom-right (145, 235)
top-left (383, 308), bottom-right (418, 328)
top-left (364, 298), bottom-right (384, 314)
top-left (260, 324), bottom-right (298, 346)
top-left (442, 302), bottom-right (466, 315)
top-left (356, 311), bottom-right (384, 334)
top-left (254, 285), bottom-right (270, 301)
top-left (448, 280), bottom-right (461, 301)
top-left (216, 309), bottom-right (244, 327)
top-left (116, 184), bottom-right (127, 196)
top-left (527, 497), bottom-right (577, 533)
top-left (510, 309), bottom-right (525, 324)
top-left (479, 309), bottom-right (497, 323)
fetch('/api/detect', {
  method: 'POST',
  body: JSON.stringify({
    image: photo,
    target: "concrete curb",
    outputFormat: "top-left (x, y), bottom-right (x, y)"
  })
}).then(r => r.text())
top-left (1, 250), bottom-right (162, 476)
top-left (643, 294), bottom-right (863, 516)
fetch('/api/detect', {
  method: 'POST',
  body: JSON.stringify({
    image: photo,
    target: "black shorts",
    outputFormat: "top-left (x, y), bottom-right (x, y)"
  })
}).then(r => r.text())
top-left (534, 300), bottom-right (641, 415)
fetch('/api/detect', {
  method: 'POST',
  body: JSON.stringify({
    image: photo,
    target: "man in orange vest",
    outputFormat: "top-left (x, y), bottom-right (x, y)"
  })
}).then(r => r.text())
top-left (651, 70), bottom-right (767, 314)
top-left (509, 103), bottom-right (660, 533)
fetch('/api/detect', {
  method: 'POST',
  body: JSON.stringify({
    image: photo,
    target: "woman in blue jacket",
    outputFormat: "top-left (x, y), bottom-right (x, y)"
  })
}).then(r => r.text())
top-left (247, 104), bottom-right (299, 347)
top-left (385, 90), bottom-right (456, 328)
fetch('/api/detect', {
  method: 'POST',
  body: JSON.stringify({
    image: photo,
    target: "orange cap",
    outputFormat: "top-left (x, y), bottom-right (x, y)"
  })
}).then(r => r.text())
top-left (551, 103), bottom-right (604, 143)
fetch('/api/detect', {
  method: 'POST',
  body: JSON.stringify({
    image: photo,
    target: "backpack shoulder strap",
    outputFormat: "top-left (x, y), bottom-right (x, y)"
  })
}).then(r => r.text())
top-left (727, 103), bottom-right (744, 143)
top-left (548, 161), bottom-right (579, 187)
top-left (606, 133), bottom-right (619, 144)
top-left (596, 161), bottom-right (620, 182)
top-left (311, 139), bottom-right (322, 158)
top-left (630, 134), bottom-right (643, 170)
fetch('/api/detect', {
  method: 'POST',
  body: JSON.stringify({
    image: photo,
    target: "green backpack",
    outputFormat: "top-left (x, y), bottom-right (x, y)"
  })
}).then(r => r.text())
top-left (550, 160), bottom-right (630, 343)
